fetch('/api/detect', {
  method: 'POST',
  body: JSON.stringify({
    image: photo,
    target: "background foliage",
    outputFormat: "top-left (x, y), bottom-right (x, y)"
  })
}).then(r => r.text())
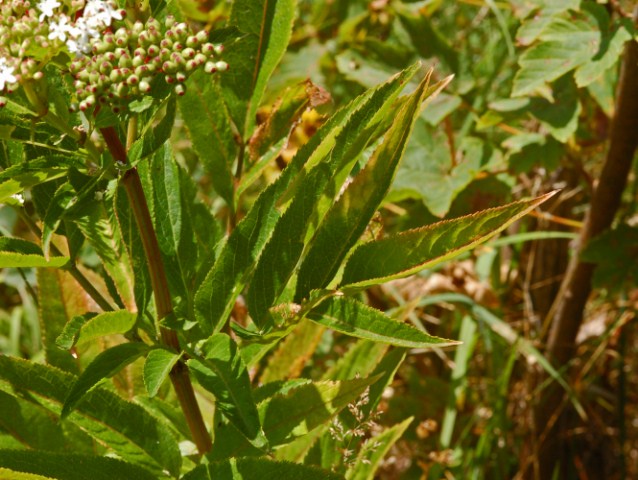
top-left (1, 0), bottom-right (637, 479)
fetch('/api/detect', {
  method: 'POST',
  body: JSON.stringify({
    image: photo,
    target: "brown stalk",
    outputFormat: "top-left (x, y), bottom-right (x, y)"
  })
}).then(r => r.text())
top-left (100, 126), bottom-right (212, 455)
top-left (534, 9), bottom-right (638, 478)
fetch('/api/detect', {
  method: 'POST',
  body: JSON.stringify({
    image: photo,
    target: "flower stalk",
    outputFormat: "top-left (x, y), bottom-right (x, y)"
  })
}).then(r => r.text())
top-left (100, 125), bottom-right (212, 454)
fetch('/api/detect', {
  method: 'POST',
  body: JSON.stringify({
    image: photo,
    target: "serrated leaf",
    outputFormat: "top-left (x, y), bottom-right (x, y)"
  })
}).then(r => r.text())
top-left (37, 269), bottom-right (83, 373)
top-left (57, 311), bottom-right (137, 350)
top-left (0, 160), bottom-right (69, 204)
top-left (183, 457), bottom-right (344, 480)
top-left (61, 343), bottom-right (150, 419)
top-left (0, 390), bottom-right (70, 452)
top-left (0, 356), bottom-right (181, 476)
top-left (513, 4), bottom-right (632, 96)
top-left (143, 348), bottom-right (180, 398)
top-left (295, 72), bottom-right (448, 300)
top-left (226, 0), bottom-right (298, 137)
top-left (307, 295), bottom-right (456, 348)
top-left (245, 64), bottom-right (421, 324)
top-left (208, 376), bottom-right (380, 460)
top-left (341, 191), bottom-right (556, 288)
top-left (128, 96), bottom-right (176, 164)
top-left (180, 71), bottom-right (236, 205)
top-left (0, 450), bottom-right (157, 480)
top-left (187, 333), bottom-right (265, 446)
top-left (194, 68), bottom-right (413, 334)
top-left (0, 252), bottom-right (68, 268)
top-left (345, 418), bottom-right (413, 480)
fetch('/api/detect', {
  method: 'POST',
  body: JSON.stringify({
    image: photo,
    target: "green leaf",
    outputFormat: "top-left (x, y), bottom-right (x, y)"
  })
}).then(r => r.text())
top-left (246, 63), bottom-right (421, 324)
top-left (307, 295), bottom-right (456, 348)
top-left (0, 450), bottom-right (157, 480)
top-left (390, 123), bottom-right (485, 218)
top-left (61, 343), bottom-right (150, 419)
top-left (187, 333), bottom-right (265, 446)
top-left (41, 183), bottom-right (76, 260)
top-left (345, 418), bottom-right (413, 480)
top-left (194, 67), bottom-right (414, 334)
top-left (128, 96), bottom-right (177, 164)
top-left (208, 376), bottom-right (379, 460)
top-left (227, 0), bottom-right (298, 137)
top-left (0, 390), bottom-right (70, 452)
top-left (0, 356), bottom-right (181, 476)
top-left (0, 160), bottom-right (69, 204)
top-left (340, 191), bottom-right (556, 289)
top-left (295, 73), bottom-right (449, 300)
top-left (183, 458), bottom-right (344, 480)
top-left (56, 311), bottom-right (137, 350)
top-left (143, 348), bottom-right (180, 398)
top-left (179, 71), bottom-right (236, 205)
top-left (512, 4), bottom-right (632, 96)
top-left (37, 269), bottom-right (79, 373)
top-left (0, 252), bottom-right (68, 268)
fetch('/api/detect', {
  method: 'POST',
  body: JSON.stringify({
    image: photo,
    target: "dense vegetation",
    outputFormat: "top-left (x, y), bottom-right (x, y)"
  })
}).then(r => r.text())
top-left (0, 0), bottom-right (636, 479)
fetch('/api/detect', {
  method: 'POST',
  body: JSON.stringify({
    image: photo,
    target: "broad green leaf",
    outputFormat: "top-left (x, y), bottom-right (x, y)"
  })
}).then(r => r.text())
top-left (56, 311), bottom-right (137, 350)
top-left (37, 269), bottom-right (81, 373)
top-left (389, 123), bottom-right (485, 218)
top-left (307, 295), bottom-right (457, 348)
top-left (0, 451), bottom-right (157, 480)
top-left (128, 97), bottom-right (176, 164)
top-left (512, 4), bottom-right (633, 96)
top-left (295, 73), bottom-right (447, 300)
top-left (0, 252), bottom-right (68, 268)
top-left (0, 356), bottom-right (181, 476)
top-left (147, 145), bottom-right (195, 304)
top-left (341, 191), bottom-right (556, 289)
top-left (260, 375), bottom-right (379, 446)
top-left (0, 160), bottom-right (69, 204)
top-left (143, 348), bottom-right (180, 398)
top-left (41, 183), bottom-right (76, 260)
top-left (246, 64), bottom-right (422, 323)
top-left (188, 333), bottom-right (265, 446)
top-left (75, 310), bottom-right (136, 346)
top-left (227, 0), bottom-right (298, 137)
top-left (183, 457), bottom-right (344, 480)
top-left (180, 71), bottom-right (235, 205)
top-left (345, 417), bottom-right (413, 480)
top-left (0, 237), bottom-right (69, 268)
top-left (115, 184), bottom-right (152, 315)
top-left (0, 468), bottom-right (54, 480)
top-left (76, 181), bottom-right (136, 311)
top-left (0, 390), bottom-right (70, 452)
top-left (61, 342), bottom-right (150, 419)
top-left (194, 68), bottom-right (409, 334)
top-left (208, 376), bottom-right (379, 460)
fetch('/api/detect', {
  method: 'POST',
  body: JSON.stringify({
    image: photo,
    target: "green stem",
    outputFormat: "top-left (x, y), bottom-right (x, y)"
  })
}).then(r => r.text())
top-left (100, 126), bottom-right (212, 455)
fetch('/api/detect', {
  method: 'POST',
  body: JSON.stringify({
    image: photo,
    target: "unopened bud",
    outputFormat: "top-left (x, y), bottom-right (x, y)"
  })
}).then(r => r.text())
top-left (176, 71), bottom-right (186, 82)
top-left (215, 61), bottom-right (228, 72)
top-left (139, 79), bottom-right (151, 93)
top-left (174, 84), bottom-right (186, 96)
top-left (182, 47), bottom-right (195, 59)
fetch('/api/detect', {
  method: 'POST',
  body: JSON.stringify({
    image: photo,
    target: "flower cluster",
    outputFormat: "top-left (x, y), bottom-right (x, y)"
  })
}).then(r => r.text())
top-left (0, 0), bottom-right (227, 112)
top-left (69, 15), bottom-right (227, 113)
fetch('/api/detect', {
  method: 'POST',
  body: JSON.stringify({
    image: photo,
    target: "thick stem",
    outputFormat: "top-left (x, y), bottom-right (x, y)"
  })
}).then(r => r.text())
top-left (534, 9), bottom-right (638, 479)
top-left (101, 126), bottom-right (212, 454)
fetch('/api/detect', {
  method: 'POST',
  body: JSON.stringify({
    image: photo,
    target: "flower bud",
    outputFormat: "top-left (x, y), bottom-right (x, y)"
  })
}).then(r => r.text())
top-left (162, 61), bottom-right (177, 73)
top-left (182, 47), bottom-right (195, 59)
top-left (165, 15), bottom-right (176, 28)
top-left (176, 71), bottom-right (186, 82)
top-left (215, 61), bottom-right (228, 72)
top-left (139, 79), bottom-right (152, 93)
top-left (0, 97), bottom-right (7, 108)
top-left (204, 61), bottom-right (216, 74)
top-left (214, 44), bottom-right (224, 55)
top-left (127, 75), bottom-right (139, 86)
top-left (196, 31), bottom-right (208, 43)
top-left (148, 45), bottom-right (159, 57)
top-left (174, 84), bottom-right (186, 96)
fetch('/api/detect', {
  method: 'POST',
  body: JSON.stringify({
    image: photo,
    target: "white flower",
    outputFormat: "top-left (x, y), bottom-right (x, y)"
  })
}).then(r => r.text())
top-left (48, 15), bottom-right (73, 42)
top-left (0, 59), bottom-right (17, 91)
top-left (37, 0), bottom-right (61, 22)
top-left (66, 18), bottom-right (99, 55)
top-left (84, 0), bottom-right (122, 29)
